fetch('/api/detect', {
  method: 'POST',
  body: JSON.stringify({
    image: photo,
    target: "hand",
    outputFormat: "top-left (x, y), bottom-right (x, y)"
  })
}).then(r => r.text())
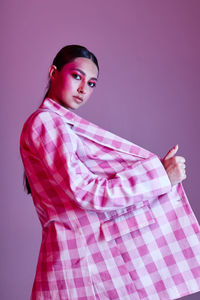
top-left (162, 144), bottom-right (186, 186)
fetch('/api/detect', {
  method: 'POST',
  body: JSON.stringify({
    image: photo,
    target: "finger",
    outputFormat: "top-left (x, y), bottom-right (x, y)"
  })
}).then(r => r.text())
top-left (164, 144), bottom-right (179, 160)
top-left (182, 172), bottom-right (186, 180)
top-left (174, 156), bottom-right (186, 163)
top-left (179, 163), bottom-right (186, 169)
top-left (181, 167), bottom-right (186, 176)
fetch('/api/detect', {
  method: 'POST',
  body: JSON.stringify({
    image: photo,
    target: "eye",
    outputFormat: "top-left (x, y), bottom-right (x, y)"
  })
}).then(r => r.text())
top-left (88, 81), bottom-right (96, 88)
top-left (72, 73), bottom-right (81, 80)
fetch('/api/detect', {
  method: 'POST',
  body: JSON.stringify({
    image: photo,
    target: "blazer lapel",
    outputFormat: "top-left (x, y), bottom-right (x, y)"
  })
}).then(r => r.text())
top-left (72, 124), bottom-right (151, 158)
top-left (39, 98), bottom-right (152, 159)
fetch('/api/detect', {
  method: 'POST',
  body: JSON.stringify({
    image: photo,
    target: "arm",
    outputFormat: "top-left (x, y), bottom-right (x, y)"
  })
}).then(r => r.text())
top-left (27, 112), bottom-right (172, 211)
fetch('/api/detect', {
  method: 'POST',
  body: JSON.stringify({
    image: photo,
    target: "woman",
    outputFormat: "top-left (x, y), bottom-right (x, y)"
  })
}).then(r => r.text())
top-left (20, 45), bottom-right (200, 300)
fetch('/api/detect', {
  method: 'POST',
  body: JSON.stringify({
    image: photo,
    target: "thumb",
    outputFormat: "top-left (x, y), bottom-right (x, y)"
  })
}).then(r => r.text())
top-left (164, 144), bottom-right (179, 160)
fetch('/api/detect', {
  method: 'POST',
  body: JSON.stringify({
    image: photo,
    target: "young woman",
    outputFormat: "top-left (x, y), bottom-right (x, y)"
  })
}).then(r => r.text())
top-left (20, 45), bottom-right (200, 300)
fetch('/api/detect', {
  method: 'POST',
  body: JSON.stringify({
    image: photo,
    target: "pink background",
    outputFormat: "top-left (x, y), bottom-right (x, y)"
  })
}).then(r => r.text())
top-left (1, 0), bottom-right (200, 299)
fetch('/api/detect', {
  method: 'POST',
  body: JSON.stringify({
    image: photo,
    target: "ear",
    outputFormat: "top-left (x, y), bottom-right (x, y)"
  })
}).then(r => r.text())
top-left (49, 65), bottom-right (58, 80)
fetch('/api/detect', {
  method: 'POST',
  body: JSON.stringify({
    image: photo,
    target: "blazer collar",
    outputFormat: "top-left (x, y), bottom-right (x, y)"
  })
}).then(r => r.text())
top-left (39, 97), bottom-right (84, 124)
top-left (39, 98), bottom-right (151, 158)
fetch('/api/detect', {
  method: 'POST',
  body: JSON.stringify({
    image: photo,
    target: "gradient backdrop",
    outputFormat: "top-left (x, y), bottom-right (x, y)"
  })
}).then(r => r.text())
top-left (1, 0), bottom-right (200, 299)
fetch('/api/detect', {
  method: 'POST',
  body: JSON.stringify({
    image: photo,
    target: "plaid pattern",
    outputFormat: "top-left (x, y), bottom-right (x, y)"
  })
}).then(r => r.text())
top-left (20, 98), bottom-right (200, 299)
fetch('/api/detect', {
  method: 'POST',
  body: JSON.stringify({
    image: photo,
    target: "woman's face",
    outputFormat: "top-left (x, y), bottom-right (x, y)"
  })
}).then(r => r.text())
top-left (49, 57), bottom-right (98, 110)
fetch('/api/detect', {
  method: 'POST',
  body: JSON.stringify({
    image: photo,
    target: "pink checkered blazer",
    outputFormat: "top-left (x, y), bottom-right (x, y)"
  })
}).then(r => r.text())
top-left (20, 98), bottom-right (200, 300)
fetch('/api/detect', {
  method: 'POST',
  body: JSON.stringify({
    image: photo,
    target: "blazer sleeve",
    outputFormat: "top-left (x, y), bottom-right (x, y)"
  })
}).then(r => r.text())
top-left (25, 111), bottom-right (172, 211)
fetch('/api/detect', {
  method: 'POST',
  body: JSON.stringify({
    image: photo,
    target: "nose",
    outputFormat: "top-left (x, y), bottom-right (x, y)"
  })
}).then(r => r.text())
top-left (77, 81), bottom-right (86, 94)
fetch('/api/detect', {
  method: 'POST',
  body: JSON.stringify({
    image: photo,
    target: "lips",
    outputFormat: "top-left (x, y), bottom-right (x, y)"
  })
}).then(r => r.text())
top-left (73, 96), bottom-right (83, 103)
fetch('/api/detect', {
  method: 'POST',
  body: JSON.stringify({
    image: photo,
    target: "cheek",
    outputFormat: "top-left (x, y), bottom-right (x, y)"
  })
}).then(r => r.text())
top-left (86, 88), bottom-right (94, 99)
top-left (60, 77), bottom-right (75, 92)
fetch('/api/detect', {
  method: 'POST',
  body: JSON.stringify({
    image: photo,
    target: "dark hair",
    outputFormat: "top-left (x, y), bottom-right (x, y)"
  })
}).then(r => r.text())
top-left (24, 45), bottom-right (99, 194)
top-left (52, 44), bottom-right (99, 72)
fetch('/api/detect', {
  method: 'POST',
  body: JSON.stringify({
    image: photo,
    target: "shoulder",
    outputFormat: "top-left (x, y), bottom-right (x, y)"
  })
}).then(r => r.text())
top-left (22, 109), bottom-right (71, 135)
top-left (20, 109), bottom-right (77, 150)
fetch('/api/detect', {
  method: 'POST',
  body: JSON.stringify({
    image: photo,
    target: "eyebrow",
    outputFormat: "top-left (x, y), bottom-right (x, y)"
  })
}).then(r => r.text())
top-left (70, 68), bottom-right (98, 81)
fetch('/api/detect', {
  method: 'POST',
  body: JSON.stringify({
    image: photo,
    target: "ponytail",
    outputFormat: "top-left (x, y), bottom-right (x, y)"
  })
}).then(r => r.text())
top-left (23, 171), bottom-right (31, 194)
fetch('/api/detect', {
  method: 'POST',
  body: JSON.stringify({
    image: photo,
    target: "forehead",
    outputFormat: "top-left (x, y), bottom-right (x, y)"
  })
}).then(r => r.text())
top-left (64, 57), bottom-right (98, 78)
